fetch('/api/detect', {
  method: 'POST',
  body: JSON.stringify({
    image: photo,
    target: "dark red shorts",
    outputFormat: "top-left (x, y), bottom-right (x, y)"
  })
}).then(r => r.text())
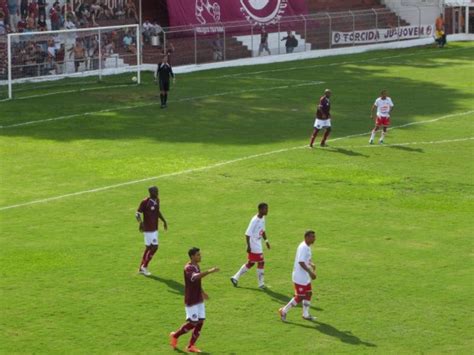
top-left (294, 283), bottom-right (312, 297)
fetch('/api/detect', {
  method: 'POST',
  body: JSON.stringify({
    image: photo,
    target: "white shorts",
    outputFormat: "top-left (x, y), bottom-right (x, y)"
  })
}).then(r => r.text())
top-left (185, 302), bottom-right (206, 321)
top-left (143, 231), bottom-right (159, 246)
top-left (314, 118), bottom-right (331, 129)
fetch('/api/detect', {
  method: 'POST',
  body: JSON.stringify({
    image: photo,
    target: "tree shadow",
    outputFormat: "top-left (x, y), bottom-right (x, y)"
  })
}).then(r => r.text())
top-left (320, 147), bottom-right (369, 158)
top-left (239, 286), bottom-right (323, 312)
top-left (1, 44), bottom-right (472, 144)
top-left (387, 145), bottom-right (424, 153)
top-left (285, 320), bottom-right (376, 347)
top-left (146, 275), bottom-right (184, 296)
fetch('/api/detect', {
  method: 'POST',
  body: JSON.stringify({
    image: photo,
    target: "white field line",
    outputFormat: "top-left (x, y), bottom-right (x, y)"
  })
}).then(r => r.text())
top-left (0, 81), bottom-right (325, 129)
top-left (1, 110), bottom-right (473, 211)
top-left (333, 137), bottom-right (474, 149)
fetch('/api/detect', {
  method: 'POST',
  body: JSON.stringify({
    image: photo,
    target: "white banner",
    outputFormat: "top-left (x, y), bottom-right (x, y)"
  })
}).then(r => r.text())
top-left (332, 25), bottom-right (435, 45)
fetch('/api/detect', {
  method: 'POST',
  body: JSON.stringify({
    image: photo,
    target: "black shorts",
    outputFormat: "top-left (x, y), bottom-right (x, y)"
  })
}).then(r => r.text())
top-left (159, 80), bottom-right (170, 91)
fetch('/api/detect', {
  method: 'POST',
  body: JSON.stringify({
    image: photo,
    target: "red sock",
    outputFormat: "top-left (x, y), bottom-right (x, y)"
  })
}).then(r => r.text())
top-left (174, 322), bottom-right (195, 338)
top-left (321, 130), bottom-right (330, 144)
top-left (189, 321), bottom-right (204, 346)
top-left (139, 247), bottom-right (150, 269)
top-left (309, 129), bottom-right (319, 146)
top-left (143, 248), bottom-right (157, 268)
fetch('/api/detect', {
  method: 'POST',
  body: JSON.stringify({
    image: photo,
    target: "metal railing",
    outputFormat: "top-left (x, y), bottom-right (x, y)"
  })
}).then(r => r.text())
top-left (146, 7), bottom-right (430, 67)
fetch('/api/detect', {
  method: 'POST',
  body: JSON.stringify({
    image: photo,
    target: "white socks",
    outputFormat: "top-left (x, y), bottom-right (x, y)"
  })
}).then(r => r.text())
top-left (233, 264), bottom-right (249, 280)
top-left (370, 130), bottom-right (376, 142)
top-left (257, 269), bottom-right (265, 287)
top-left (302, 300), bottom-right (311, 317)
top-left (283, 297), bottom-right (298, 313)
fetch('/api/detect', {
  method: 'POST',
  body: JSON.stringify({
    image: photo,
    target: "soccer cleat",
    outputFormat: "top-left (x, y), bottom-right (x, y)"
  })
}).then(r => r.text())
top-left (230, 277), bottom-right (238, 287)
top-left (258, 284), bottom-right (266, 289)
top-left (308, 145), bottom-right (313, 149)
top-left (185, 345), bottom-right (202, 353)
top-left (140, 266), bottom-right (151, 276)
top-left (379, 140), bottom-right (384, 145)
top-left (278, 308), bottom-right (287, 322)
top-left (302, 315), bottom-right (317, 321)
top-left (320, 142), bottom-right (328, 147)
top-left (169, 332), bottom-right (178, 349)
top-left (369, 139), bottom-right (374, 145)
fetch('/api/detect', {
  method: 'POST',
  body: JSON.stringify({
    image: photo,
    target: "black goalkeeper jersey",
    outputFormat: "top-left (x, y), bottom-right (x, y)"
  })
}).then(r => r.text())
top-left (157, 62), bottom-right (174, 82)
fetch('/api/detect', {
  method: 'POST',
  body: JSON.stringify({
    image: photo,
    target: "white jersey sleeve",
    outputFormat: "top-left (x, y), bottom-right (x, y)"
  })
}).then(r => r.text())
top-left (245, 215), bottom-right (265, 254)
top-left (292, 242), bottom-right (312, 285)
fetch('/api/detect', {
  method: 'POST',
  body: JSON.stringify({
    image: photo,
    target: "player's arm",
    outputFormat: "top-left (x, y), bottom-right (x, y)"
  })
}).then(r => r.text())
top-left (299, 261), bottom-right (316, 280)
top-left (157, 210), bottom-right (168, 231)
top-left (245, 235), bottom-right (251, 253)
top-left (371, 104), bottom-right (377, 119)
top-left (262, 231), bottom-right (270, 249)
top-left (191, 267), bottom-right (220, 281)
top-left (170, 66), bottom-right (175, 83)
top-left (135, 211), bottom-right (144, 232)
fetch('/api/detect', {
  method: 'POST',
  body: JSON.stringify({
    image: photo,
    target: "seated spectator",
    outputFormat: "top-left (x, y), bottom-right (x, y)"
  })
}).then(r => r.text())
top-left (90, 0), bottom-right (103, 20)
top-left (55, 43), bottom-right (65, 74)
top-left (25, 13), bottom-right (36, 31)
top-left (17, 16), bottom-right (27, 32)
top-left (114, 4), bottom-right (125, 19)
top-left (100, 0), bottom-right (113, 20)
top-left (123, 32), bottom-right (136, 54)
top-left (124, 0), bottom-right (138, 22)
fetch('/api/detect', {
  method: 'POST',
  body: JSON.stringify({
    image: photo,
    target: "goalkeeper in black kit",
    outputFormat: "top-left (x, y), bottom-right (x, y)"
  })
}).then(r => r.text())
top-left (156, 55), bottom-right (175, 108)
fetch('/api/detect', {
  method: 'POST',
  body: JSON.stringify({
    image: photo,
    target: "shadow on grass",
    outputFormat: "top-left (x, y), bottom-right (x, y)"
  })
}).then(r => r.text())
top-left (239, 286), bottom-right (323, 312)
top-left (147, 275), bottom-right (184, 296)
top-left (286, 320), bottom-right (376, 347)
top-left (387, 145), bottom-right (424, 153)
top-left (320, 147), bottom-right (369, 158)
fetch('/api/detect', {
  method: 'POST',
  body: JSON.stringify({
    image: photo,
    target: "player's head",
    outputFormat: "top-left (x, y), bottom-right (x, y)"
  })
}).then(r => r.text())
top-left (324, 89), bottom-right (332, 98)
top-left (304, 230), bottom-right (316, 245)
top-left (188, 247), bottom-right (201, 262)
top-left (258, 202), bottom-right (268, 216)
top-left (162, 55), bottom-right (168, 63)
top-left (148, 186), bottom-right (159, 199)
top-left (380, 89), bottom-right (388, 98)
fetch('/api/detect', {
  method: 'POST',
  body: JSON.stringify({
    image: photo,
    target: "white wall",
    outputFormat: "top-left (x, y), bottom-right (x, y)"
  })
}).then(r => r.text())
top-left (382, 0), bottom-right (442, 26)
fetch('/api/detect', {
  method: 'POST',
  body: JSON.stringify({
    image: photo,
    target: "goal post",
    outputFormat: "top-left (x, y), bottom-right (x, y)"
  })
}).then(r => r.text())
top-left (4, 23), bottom-right (141, 100)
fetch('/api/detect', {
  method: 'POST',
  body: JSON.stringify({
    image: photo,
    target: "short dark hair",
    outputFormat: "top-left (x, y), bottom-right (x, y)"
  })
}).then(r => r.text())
top-left (188, 247), bottom-right (200, 258)
top-left (304, 230), bottom-right (315, 238)
top-left (148, 185), bottom-right (158, 193)
top-left (258, 202), bottom-right (268, 210)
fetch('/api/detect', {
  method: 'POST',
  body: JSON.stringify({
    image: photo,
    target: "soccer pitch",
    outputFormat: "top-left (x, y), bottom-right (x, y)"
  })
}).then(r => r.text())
top-left (1, 42), bottom-right (473, 354)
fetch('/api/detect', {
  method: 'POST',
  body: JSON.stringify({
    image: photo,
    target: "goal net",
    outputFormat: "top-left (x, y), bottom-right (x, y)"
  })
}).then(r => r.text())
top-left (1, 24), bottom-right (141, 100)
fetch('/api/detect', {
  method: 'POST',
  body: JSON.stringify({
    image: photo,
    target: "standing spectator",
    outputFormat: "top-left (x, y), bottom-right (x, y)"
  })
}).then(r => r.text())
top-left (142, 19), bottom-right (153, 44)
top-left (20, 0), bottom-right (28, 19)
top-left (17, 16), bottom-right (27, 32)
top-left (435, 13), bottom-right (447, 48)
top-left (55, 43), bottom-right (65, 74)
top-left (37, 0), bottom-right (46, 19)
top-left (281, 30), bottom-right (298, 53)
top-left (211, 33), bottom-right (223, 61)
top-left (28, 0), bottom-right (38, 23)
top-left (258, 28), bottom-right (271, 56)
top-left (25, 13), bottom-right (36, 31)
top-left (34, 44), bottom-right (48, 76)
top-left (50, 4), bottom-right (61, 31)
top-left (100, 0), bottom-right (113, 19)
top-left (69, 40), bottom-right (85, 72)
top-left (7, 0), bottom-right (18, 32)
top-left (64, 14), bottom-right (75, 30)
top-left (37, 13), bottom-right (46, 30)
top-left (162, 41), bottom-right (174, 64)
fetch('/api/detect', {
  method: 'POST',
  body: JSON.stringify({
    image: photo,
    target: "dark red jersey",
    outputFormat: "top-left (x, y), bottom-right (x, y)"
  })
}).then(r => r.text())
top-left (137, 197), bottom-right (160, 232)
top-left (184, 262), bottom-right (203, 306)
top-left (316, 95), bottom-right (331, 119)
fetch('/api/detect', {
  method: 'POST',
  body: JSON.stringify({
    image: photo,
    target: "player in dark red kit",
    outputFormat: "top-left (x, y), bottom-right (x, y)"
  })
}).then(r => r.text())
top-left (156, 54), bottom-right (175, 109)
top-left (169, 247), bottom-right (219, 353)
top-left (309, 89), bottom-right (332, 148)
top-left (135, 186), bottom-right (168, 276)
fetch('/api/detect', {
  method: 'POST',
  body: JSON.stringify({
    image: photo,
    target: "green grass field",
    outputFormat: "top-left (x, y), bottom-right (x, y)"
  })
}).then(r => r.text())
top-left (1, 42), bottom-right (473, 354)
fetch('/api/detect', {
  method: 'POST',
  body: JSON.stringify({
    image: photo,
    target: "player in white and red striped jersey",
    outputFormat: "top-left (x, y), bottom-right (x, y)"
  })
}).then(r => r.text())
top-left (279, 230), bottom-right (317, 321)
top-left (230, 203), bottom-right (270, 289)
top-left (369, 90), bottom-right (395, 144)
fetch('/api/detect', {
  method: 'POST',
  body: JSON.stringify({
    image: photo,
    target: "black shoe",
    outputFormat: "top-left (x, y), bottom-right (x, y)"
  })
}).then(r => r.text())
top-left (230, 277), bottom-right (238, 287)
